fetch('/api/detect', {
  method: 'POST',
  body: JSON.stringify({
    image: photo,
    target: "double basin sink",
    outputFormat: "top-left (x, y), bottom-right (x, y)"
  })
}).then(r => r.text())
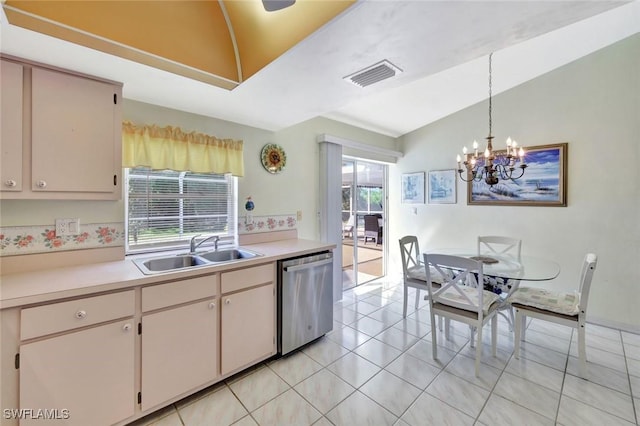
top-left (133, 248), bottom-right (262, 275)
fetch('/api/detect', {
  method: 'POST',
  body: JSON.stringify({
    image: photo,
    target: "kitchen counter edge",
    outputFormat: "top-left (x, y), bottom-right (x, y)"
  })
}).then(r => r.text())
top-left (0, 239), bottom-right (335, 309)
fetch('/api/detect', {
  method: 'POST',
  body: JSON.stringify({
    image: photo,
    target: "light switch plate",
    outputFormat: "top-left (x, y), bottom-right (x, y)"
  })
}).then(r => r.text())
top-left (55, 218), bottom-right (80, 236)
top-left (296, 210), bottom-right (302, 221)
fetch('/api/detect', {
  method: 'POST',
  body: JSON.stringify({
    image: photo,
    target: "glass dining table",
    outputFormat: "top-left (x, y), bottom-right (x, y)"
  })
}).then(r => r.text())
top-left (424, 248), bottom-right (561, 282)
top-left (424, 248), bottom-right (561, 330)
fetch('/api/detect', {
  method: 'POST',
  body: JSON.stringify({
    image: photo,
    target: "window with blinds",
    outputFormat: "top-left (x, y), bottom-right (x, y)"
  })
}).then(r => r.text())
top-left (125, 168), bottom-right (237, 253)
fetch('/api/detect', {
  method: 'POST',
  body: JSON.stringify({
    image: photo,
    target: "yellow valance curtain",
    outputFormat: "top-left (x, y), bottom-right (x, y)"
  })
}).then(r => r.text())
top-left (122, 121), bottom-right (244, 176)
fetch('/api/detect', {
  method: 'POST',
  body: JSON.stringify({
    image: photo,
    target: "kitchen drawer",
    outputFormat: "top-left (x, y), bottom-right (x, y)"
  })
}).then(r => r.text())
top-left (221, 263), bottom-right (274, 294)
top-left (142, 274), bottom-right (218, 312)
top-left (21, 290), bottom-right (135, 340)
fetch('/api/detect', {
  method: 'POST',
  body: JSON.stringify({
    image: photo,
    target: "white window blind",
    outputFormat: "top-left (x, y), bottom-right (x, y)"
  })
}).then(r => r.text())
top-left (125, 167), bottom-right (237, 253)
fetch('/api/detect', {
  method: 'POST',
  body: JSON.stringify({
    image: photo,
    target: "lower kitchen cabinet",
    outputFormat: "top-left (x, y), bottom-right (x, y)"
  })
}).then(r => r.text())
top-left (221, 283), bottom-right (275, 375)
top-left (19, 319), bottom-right (135, 426)
top-left (5, 261), bottom-right (279, 425)
top-left (141, 298), bottom-right (218, 411)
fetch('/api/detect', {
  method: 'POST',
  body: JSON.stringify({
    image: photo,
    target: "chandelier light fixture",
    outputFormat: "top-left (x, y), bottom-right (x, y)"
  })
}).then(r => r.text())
top-left (457, 53), bottom-right (527, 186)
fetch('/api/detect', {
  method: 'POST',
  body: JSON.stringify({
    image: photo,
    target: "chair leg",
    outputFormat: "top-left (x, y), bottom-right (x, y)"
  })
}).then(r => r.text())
top-left (491, 315), bottom-right (497, 357)
top-left (403, 285), bottom-right (408, 318)
top-left (431, 314), bottom-right (438, 361)
top-left (469, 325), bottom-right (475, 348)
top-left (414, 289), bottom-right (420, 310)
top-left (475, 322), bottom-right (483, 377)
top-left (507, 306), bottom-right (515, 332)
top-left (521, 315), bottom-right (527, 341)
top-left (445, 319), bottom-right (451, 341)
top-left (578, 324), bottom-right (588, 379)
top-left (514, 308), bottom-right (522, 359)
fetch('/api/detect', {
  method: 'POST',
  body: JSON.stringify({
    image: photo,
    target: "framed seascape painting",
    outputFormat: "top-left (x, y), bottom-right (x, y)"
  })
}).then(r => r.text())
top-left (401, 172), bottom-right (425, 204)
top-left (428, 169), bottom-right (456, 204)
top-left (467, 142), bottom-right (568, 207)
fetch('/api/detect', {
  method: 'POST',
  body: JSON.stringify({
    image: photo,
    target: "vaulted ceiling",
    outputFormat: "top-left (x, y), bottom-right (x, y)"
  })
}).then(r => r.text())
top-left (2, 1), bottom-right (638, 137)
top-left (2, 0), bottom-right (354, 89)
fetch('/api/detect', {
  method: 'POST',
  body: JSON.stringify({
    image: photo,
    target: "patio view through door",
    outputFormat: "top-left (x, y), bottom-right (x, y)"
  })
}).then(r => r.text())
top-left (341, 158), bottom-right (386, 290)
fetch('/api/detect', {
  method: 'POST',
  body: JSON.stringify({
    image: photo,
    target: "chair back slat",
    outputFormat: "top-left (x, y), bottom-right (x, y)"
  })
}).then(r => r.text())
top-left (478, 236), bottom-right (522, 261)
top-left (578, 253), bottom-right (598, 314)
top-left (399, 236), bottom-right (420, 278)
top-left (431, 266), bottom-right (478, 305)
top-left (425, 254), bottom-right (484, 314)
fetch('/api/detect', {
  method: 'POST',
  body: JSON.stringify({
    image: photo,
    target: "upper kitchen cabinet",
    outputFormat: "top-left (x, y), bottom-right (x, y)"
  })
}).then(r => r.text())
top-left (0, 59), bottom-right (23, 192)
top-left (31, 67), bottom-right (122, 196)
top-left (0, 56), bottom-right (123, 200)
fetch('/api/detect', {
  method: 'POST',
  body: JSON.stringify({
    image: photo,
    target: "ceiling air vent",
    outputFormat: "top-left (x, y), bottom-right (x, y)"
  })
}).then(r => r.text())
top-left (344, 60), bottom-right (403, 88)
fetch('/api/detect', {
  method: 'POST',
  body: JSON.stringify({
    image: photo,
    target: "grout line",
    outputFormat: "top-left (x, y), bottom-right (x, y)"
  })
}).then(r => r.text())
top-left (620, 335), bottom-right (639, 425)
top-left (552, 326), bottom-right (573, 424)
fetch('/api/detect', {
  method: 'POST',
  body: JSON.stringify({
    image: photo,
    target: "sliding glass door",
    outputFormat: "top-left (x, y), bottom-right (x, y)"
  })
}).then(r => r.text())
top-left (341, 158), bottom-right (386, 290)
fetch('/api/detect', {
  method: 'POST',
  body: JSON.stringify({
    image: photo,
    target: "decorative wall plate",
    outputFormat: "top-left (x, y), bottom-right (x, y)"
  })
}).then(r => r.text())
top-left (261, 143), bottom-right (286, 174)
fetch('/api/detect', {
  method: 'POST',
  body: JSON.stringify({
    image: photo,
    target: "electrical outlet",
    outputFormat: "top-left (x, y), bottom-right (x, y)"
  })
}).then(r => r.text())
top-left (55, 218), bottom-right (80, 236)
top-left (296, 210), bottom-right (302, 221)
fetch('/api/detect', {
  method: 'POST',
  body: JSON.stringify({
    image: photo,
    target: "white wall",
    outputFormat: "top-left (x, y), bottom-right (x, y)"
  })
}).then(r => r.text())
top-left (388, 34), bottom-right (640, 331)
top-left (271, 117), bottom-right (397, 239)
top-left (0, 199), bottom-right (124, 226)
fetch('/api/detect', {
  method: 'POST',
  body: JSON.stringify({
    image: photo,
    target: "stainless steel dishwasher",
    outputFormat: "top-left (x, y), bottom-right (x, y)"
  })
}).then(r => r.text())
top-left (278, 251), bottom-right (334, 355)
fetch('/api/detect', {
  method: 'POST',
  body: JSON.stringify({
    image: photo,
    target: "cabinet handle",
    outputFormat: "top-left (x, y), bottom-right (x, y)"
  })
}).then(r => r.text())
top-left (122, 323), bottom-right (132, 332)
top-left (208, 302), bottom-right (216, 309)
top-left (75, 310), bottom-right (87, 319)
top-left (4, 179), bottom-right (16, 187)
top-left (225, 299), bottom-right (231, 305)
top-left (36, 180), bottom-right (47, 188)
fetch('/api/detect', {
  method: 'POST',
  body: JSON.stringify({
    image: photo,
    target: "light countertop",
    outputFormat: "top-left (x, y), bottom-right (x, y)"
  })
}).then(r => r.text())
top-left (0, 239), bottom-right (334, 309)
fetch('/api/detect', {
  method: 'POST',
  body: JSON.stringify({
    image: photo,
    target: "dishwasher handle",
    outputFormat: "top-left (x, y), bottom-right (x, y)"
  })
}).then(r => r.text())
top-left (283, 258), bottom-right (333, 272)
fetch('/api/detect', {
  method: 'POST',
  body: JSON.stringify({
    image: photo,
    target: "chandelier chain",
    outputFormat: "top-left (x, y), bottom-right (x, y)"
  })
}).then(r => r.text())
top-left (488, 53), bottom-right (492, 137)
top-left (456, 51), bottom-right (527, 186)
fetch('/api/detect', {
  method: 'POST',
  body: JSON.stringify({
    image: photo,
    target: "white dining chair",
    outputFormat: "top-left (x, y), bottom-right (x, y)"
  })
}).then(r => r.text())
top-left (510, 253), bottom-right (598, 378)
top-left (477, 235), bottom-right (522, 331)
top-left (423, 253), bottom-right (500, 377)
top-left (399, 236), bottom-right (433, 318)
top-left (398, 236), bottom-right (449, 334)
top-left (477, 235), bottom-right (522, 261)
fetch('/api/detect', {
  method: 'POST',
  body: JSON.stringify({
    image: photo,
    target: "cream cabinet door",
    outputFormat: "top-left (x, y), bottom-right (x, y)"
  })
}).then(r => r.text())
top-left (19, 319), bottom-right (135, 426)
top-left (221, 283), bottom-right (275, 375)
top-left (31, 67), bottom-right (120, 195)
top-left (0, 59), bottom-right (23, 192)
top-left (141, 299), bottom-right (218, 411)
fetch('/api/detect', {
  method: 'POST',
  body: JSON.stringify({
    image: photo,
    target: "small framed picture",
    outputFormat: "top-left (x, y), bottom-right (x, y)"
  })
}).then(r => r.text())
top-left (428, 169), bottom-right (457, 204)
top-left (401, 172), bottom-right (425, 204)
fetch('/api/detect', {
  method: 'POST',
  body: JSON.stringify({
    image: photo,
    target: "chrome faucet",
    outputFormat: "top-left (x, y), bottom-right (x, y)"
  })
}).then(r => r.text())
top-left (189, 235), bottom-right (220, 253)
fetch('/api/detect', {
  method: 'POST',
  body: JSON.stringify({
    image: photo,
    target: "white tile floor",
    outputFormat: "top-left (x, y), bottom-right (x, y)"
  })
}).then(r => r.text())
top-left (130, 279), bottom-right (640, 426)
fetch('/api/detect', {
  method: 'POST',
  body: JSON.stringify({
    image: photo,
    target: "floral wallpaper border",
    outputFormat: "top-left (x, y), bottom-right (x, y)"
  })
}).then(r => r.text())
top-left (0, 215), bottom-right (294, 255)
top-left (238, 214), bottom-right (297, 234)
top-left (0, 223), bottom-right (124, 256)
